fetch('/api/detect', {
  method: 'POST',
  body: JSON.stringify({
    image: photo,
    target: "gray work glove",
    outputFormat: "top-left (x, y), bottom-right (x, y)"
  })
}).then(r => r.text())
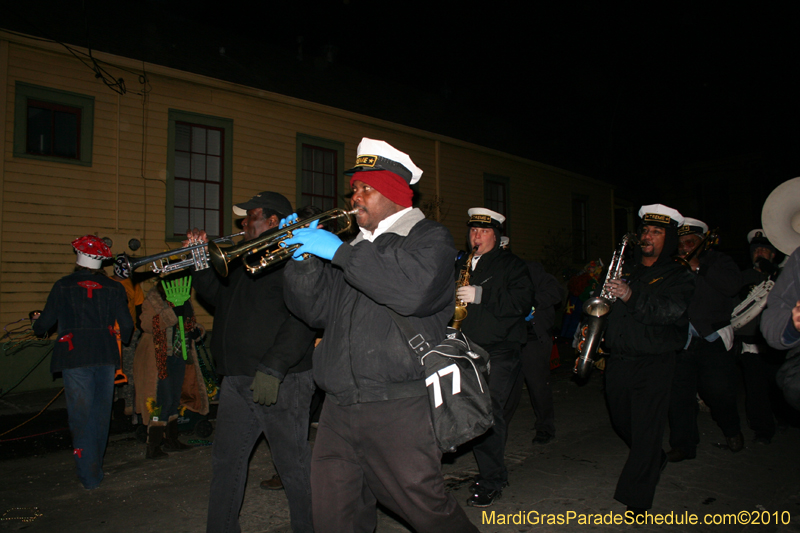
top-left (250, 371), bottom-right (280, 406)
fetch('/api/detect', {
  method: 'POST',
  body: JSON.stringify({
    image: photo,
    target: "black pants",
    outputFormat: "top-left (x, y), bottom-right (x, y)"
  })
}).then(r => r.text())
top-left (311, 396), bottom-right (478, 533)
top-left (505, 334), bottom-right (555, 436)
top-left (605, 353), bottom-right (675, 510)
top-left (669, 337), bottom-right (741, 456)
top-left (472, 346), bottom-right (521, 491)
top-left (737, 344), bottom-right (777, 439)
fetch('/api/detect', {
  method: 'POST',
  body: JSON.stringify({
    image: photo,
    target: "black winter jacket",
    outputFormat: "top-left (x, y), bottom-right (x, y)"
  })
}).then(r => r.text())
top-left (283, 208), bottom-right (455, 406)
top-left (688, 249), bottom-right (741, 338)
top-left (192, 252), bottom-right (315, 380)
top-left (455, 248), bottom-right (534, 350)
top-left (604, 259), bottom-right (695, 357)
top-left (34, 270), bottom-right (133, 372)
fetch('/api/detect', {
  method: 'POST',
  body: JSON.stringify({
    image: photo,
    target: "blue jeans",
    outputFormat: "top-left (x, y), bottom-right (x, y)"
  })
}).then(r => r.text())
top-left (206, 371), bottom-right (315, 533)
top-left (62, 365), bottom-right (115, 489)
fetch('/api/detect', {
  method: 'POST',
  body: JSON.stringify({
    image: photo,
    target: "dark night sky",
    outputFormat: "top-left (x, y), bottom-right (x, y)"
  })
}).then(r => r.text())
top-left (201, 1), bottom-right (800, 198)
top-left (5, 1), bottom-right (800, 206)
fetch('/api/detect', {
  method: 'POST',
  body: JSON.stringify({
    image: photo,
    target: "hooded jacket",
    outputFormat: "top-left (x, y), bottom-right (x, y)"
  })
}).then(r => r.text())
top-left (604, 227), bottom-right (695, 357)
top-left (283, 208), bottom-right (455, 406)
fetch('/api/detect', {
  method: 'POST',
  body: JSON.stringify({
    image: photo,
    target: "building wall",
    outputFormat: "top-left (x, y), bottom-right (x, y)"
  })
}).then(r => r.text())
top-left (1, 31), bottom-right (614, 391)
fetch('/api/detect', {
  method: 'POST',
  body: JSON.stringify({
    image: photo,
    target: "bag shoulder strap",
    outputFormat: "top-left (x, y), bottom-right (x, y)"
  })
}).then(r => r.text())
top-left (386, 308), bottom-right (432, 356)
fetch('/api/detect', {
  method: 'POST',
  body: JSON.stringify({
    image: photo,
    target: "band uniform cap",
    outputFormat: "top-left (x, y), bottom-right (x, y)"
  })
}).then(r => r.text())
top-left (747, 228), bottom-right (777, 254)
top-left (344, 138), bottom-right (423, 185)
top-left (467, 207), bottom-right (506, 228)
top-left (638, 204), bottom-right (684, 228)
top-left (747, 228), bottom-right (770, 244)
top-left (500, 236), bottom-right (510, 248)
top-left (233, 191), bottom-right (293, 218)
top-left (678, 217), bottom-right (708, 237)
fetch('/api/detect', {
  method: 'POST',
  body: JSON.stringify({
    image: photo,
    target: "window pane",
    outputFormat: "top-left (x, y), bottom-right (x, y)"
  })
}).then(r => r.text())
top-left (175, 123), bottom-right (191, 151)
top-left (174, 208), bottom-right (189, 234)
top-left (207, 155), bottom-right (220, 182)
top-left (27, 107), bottom-right (52, 154)
top-left (191, 154), bottom-right (206, 179)
top-left (324, 175), bottom-right (333, 197)
top-left (53, 111), bottom-right (78, 158)
top-left (175, 152), bottom-right (190, 178)
top-left (313, 150), bottom-right (324, 172)
top-left (314, 173), bottom-right (323, 195)
top-left (302, 170), bottom-right (312, 193)
top-left (205, 211), bottom-right (220, 236)
top-left (174, 179), bottom-right (189, 207)
top-left (191, 127), bottom-right (206, 153)
top-left (205, 183), bottom-right (219, 209)
top-left (207, 129), bottom-right (221, 156)
top-left (190, 208), bottom-right (204, 231)
top-left (324, 152), bottom-right (334, 174)
top-left (190, 181), bottom-right (204, 209)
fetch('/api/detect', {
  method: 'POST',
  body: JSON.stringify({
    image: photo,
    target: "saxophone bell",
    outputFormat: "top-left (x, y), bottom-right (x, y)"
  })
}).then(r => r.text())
top-left (574, 233), bottom-right (637, 381)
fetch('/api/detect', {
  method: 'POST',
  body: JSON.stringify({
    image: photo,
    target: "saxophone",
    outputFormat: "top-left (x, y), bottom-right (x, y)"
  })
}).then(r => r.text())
top-left (451, 247), bottom-right (477, 330)
top-left (574, 233), bottom-right (639, 380)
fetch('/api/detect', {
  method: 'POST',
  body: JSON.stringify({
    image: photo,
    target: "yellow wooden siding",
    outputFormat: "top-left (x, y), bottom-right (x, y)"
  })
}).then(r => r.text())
top-left (2, 32), bottom-right (613, 329)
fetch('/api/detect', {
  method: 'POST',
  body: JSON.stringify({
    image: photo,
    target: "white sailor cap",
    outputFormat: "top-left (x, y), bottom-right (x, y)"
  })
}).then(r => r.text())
top-left (344, 138), bottom-right (423, 185)
top-left (467, 208), bottom-right (506, 228)
top-left (500, 236), bottom-right (510, 248)
top-left (678, 217), bottom-right (708, 237)
top-left (638, 204), bottom-right (684, 228)
top-left (747, 229), bottom-right (777, 254)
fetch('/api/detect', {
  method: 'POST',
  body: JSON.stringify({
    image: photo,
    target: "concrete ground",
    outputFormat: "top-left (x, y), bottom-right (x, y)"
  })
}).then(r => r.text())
top-left (1, 352), bottom-right (800, 532)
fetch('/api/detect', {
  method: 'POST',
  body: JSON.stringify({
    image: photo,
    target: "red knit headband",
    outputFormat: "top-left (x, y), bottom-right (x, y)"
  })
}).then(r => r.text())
top-left (350, 170), bottom-right (413, 208)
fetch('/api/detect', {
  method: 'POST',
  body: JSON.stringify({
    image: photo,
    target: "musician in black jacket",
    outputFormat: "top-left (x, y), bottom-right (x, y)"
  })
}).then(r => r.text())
top-left (667, 217), bottom-right (743, 463)
top-left (187, 191), bottom-right (317, 533)
top-left (735, 229), bottom-right (782, 444)
top-left (602, 204), bottom-right (695, 515)
top-left (455, 208), bottom-right (535, 507)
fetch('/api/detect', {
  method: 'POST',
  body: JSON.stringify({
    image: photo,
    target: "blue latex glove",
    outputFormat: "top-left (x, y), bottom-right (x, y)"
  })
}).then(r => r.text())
top-left (282, 221), bottom-right (342, 261)
top-left (525, 307), bottom-right (536, 322)
top-left (279, 213), bottom-right (299, 229)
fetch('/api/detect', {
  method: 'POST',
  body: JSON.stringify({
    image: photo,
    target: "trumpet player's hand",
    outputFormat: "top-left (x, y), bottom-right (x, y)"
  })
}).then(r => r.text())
top-left (605, 279), bottom-right (631, 302)
top-left (456, 285), bottom-right (482, 304)
top-left (183, 228), bottom-right (208, 247)
top-left (281, 222), bottom-right (342, 261)
top-left (279, 214), bottom-right (298, 229)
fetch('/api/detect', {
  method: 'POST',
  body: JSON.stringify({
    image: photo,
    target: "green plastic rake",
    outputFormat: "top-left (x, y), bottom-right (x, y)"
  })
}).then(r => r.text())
top-left (162, 276), bottom-right (192, 360)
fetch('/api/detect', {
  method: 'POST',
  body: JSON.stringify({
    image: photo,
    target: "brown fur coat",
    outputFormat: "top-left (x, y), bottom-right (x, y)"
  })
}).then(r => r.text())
top-left (133, 286), bottom-right (210, 425)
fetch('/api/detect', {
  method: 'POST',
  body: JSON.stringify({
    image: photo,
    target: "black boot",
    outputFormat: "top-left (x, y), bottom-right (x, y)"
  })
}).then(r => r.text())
top-left (146, 423), bottom-right (169, 460)
top-left (162, 418), bottom-right (192, 452)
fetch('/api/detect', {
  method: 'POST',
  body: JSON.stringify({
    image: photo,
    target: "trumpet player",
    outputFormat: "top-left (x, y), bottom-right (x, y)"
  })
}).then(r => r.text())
top-left (186, 191), bottom-right (317, 533)
top-left (601, 204), bottom-right (694, 516)
top-left (667, 217), bottom-right (743, 462)
top-left (282, 138), bottom-right (479, 533)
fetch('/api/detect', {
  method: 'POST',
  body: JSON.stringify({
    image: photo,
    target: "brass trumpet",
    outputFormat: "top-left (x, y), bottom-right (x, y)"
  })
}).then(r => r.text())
top-left (121, 232), bottom-right (244, 275)
top-left (208, 207), bottom-right (358, 277)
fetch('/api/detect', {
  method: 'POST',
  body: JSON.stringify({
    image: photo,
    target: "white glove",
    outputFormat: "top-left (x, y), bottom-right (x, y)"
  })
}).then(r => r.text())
top-left (456, 285), bottom-right (482, 304)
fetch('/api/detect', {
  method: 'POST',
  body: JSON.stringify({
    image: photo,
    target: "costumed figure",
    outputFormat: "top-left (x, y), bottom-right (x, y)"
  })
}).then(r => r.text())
top-left (133, 276), bottom-right (209, 459)
top-left (33, 235), bottom-right (133, 489)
